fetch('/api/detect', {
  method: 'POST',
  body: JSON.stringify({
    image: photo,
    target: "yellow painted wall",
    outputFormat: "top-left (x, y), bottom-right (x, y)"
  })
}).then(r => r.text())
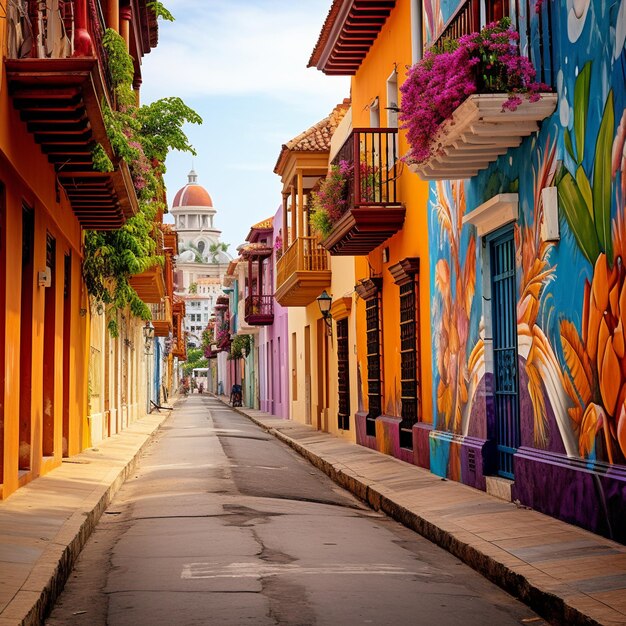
top-left (286, 256), bottom-right (357, 442)
top-left (327, 256), bottom-right (357, 441)
top-left (351, 0), bottom-right (433, 425)
top-left (87, 313), bottom-right (150, 446)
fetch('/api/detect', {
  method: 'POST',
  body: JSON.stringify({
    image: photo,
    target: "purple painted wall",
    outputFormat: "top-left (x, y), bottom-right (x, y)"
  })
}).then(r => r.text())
top-left (259, 206), bottom-right (289, 418)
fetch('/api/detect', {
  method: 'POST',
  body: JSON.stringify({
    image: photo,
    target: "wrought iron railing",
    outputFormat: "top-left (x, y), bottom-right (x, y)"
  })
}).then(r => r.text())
top-left (276, 236), bottom-right (330, 287)
top-left (331, 128), bottom-right (400, 208)
top-left (244, 295), bottom-right (274, 319)
top-left (431, 0), bottom-right (553, 87)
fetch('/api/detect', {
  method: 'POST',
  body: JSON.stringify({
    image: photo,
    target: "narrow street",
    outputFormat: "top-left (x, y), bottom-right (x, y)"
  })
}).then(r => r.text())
top-left (46, 396), bottom-right (544, 626)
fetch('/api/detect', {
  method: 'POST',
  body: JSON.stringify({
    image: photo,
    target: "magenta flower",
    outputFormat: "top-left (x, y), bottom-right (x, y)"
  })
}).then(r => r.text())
top-left (400, 17), bottom-right (550, 164)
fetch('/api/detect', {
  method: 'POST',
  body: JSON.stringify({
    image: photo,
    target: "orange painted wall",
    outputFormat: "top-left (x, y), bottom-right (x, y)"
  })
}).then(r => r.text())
top-left (350, 0), bottom-right (433, 425)
top-left (0, 46), bottom-right (88, 497)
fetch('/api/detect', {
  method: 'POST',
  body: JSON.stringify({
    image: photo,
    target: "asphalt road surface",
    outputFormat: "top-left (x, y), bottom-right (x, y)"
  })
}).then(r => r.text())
top-left (46, 395), bottom-right (545, 626)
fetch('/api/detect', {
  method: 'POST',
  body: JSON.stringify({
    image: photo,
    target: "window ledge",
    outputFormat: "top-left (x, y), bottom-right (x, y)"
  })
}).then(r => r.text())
top-left (462, 193), bottom-right (519, 237)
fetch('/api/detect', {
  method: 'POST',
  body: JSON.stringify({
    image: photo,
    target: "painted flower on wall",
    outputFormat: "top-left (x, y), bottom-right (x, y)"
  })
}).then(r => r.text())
top-left (558, 57), bottom-right (626, 462)
top-left (433, 180), bottom-right (482, 433)
top-left (516, 135), bottom-right (562, 449)
top-left (561, 251), bottom-right (626, 461)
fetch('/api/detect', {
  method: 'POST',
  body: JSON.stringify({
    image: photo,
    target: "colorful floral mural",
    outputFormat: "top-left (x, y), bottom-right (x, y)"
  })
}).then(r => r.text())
top-left (426, 0), bottom-right (626, 539)
top-left (432, 180), bottom-right (482, 436)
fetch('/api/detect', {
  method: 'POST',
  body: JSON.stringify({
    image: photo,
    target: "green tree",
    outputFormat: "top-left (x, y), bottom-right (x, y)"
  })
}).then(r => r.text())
top-left (209, 242), bottom-right (230, 264)
top-left (182, 347), bottom-right (208, 375)
top-left (84, 29), bottom-right (202, 336)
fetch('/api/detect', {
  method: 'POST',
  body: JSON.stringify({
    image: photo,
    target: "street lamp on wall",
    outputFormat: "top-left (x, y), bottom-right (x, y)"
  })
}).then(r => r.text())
top-left (316, 290), bottom-right (333, 335)
top-left (143, 321), bottom-right (155, 355)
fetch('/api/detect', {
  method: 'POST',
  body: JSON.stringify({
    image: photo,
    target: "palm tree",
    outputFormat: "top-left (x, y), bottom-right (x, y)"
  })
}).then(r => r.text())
top-left (209, 242), bottom-right (229, 264)
top-left (179, 241), bottom-right (204, 263)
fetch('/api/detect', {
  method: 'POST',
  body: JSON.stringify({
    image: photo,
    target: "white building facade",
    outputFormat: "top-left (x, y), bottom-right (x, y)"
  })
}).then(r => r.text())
top-left (171, 170), bottom-right (231, 348)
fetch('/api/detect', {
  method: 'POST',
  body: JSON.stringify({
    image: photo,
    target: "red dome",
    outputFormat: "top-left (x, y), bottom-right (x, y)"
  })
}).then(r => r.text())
top-left (172, 170), bottom-right (213, 208)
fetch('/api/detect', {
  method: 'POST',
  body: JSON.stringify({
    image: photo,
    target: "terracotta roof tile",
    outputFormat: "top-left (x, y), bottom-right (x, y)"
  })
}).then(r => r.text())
top-left (251, 217), bottom-right (273, 231)
top-left (274, 99), bottom-right (350, 174)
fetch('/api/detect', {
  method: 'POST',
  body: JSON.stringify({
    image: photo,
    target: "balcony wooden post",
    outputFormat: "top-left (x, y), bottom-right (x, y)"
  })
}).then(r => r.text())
top-left (120, 4), bottom-right (132, 52)
top-left (248, 257), bottom-right (253, 301)
top-left (106, 0), bottom-right (120, 33)
top-left (73, 0), bottom-right (94, 57)
top-left (282, 193), bottom-right (288, 253)
top-left (290, 185), bottom-right (296, 249)
top-left (297, 170), bottom-right (304, 240)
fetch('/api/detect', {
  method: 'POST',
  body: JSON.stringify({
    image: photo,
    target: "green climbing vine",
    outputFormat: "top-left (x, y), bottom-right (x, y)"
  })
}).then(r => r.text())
top-left (86, 28), bottom-right (202, 336)
top-left (147, 1), bottom-right (174, 22)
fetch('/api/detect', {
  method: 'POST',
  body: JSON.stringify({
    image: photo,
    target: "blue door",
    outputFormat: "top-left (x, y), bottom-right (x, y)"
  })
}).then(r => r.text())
top-left (489, 227), bottom-right (520, 479)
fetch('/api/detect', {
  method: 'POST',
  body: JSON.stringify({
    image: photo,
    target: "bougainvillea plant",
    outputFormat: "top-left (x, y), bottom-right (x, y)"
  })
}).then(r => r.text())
top-left (399, 17), bottom-right (550, 164)
top-left (309, 160), bottom-right (352, 238)
top-left (309, 159), bottom-right (380, 238)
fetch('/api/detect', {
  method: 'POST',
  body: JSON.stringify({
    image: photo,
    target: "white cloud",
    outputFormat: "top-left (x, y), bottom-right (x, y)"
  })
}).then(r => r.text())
top-left (142, 0), bottom-right (348, 103)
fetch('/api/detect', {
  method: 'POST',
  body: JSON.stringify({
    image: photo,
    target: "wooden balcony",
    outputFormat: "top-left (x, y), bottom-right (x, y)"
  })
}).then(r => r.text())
top-left (409, 94), bottom-right (557, 180)
top-left (244, 295), bottom-right (274, 326)
top-left (171, 337), bottom-right (187, 361)
top-left (275, 236), bottom-right (331, 307)
top-left (129, 263), bottom-right (166, 304)
top-left (323, 129), bottom-right (405, 256)
top-left (151, 296), bottom-right (172, 337)
top-left (171, 298), bottom-right (187, 361)
top-left (4, 1), bottom-right (140, 230)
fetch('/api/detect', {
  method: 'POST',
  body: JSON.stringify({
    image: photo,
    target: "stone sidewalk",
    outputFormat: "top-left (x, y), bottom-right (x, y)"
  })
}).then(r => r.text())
top-left (0, 410), bottom-right (172, 626)
top-left (227, 403), bottom-right (626, 626)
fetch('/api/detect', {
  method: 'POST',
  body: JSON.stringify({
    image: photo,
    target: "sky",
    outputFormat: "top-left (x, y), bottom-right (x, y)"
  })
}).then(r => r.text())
top-left (141, 0), bottom-right (350, 251)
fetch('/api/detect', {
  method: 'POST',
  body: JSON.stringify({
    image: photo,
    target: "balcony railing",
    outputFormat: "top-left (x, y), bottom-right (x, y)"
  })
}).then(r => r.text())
top-left (3, 1), bottom-right (147, 230)
top-left (332, 128), bottom-right (400, 207)
top-left (276, 236), bottom-right (329, 286)
top-left (432, 0), bottom-right (553, 87)
top-left (151, 296), bottom-right (172, 337)
top-left (323, 128), bottom-right (406, 255)
top-left (244, 295), bottom-right (274, 326)
top-left (275, 236), bottom-right (331, 307)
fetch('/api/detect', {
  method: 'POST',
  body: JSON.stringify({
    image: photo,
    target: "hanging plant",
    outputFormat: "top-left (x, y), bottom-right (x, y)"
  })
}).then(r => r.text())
top-left (399, 18), bottom-right (550, 164)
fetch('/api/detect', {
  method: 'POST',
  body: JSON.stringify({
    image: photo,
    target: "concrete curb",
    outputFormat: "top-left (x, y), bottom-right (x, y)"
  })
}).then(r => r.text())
top-left (232, 406), bottom-right (600, 626)
top-left (4, 407), bottom-right (175, 626)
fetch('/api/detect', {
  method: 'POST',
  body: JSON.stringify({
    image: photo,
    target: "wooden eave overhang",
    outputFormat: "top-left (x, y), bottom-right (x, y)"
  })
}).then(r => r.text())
top-left (278, 153), bottom-right (332, 194)
top-left (308, 0), bottom-right (396, 75)
top-left (274, 148), bottom-right (330, 182)
top-left (5, 57), bottom-right (139, 230)
top-left (241, 245), bottom-right (273, 260)
top-left (246, 217), bottom-right (273, 243)
top-left (136, 0), bottom-right (159, 53)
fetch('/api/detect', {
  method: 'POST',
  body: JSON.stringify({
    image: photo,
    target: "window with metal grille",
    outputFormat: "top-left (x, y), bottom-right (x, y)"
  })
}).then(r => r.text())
top-left (399, 280), bottom-right (418, 448)
top-left (336, 318), bottom-right (350, 430)
top-left (365, 295), bottom-right (382, 436)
